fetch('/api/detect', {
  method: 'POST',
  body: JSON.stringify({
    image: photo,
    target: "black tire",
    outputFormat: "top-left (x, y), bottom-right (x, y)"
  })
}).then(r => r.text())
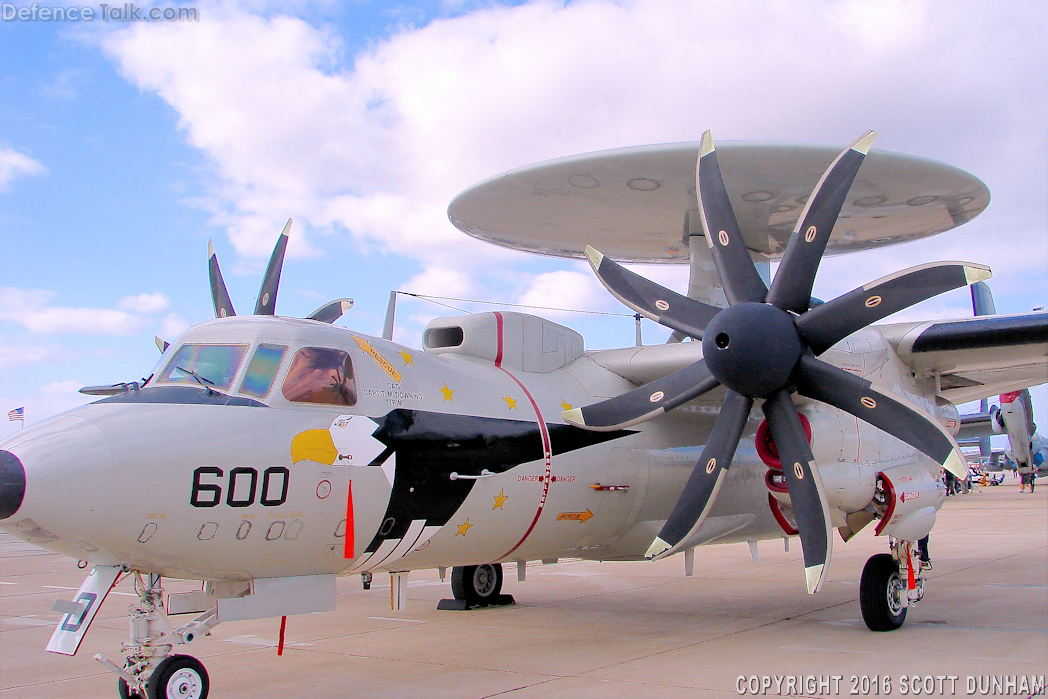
top-left (118, 679), bottom-right (144, 699)
top-left (860, 553), bottom-right (907, 632)
top-left (450, 564), bottom-right (503, 606)
top-left (147, 655), bottom-right (209, 699)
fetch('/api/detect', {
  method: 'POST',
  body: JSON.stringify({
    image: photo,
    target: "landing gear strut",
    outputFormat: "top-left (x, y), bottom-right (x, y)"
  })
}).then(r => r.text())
top-left (97, 573), bottom-right (217, 699)
top-left (860, 539), bottom-right (925, 632)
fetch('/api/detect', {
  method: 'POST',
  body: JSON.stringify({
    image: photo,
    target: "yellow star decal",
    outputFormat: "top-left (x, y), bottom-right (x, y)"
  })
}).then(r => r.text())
top-left (398, 350), bottom-right (415, 366)
top-left (439, 382), bottom-right (454, 402)
top-left (492, 490), bottom-right (508, 510)
top-left (502, 394), bottom-right (519, 410)
top-left (455, 519), bottom-right (473, 536)
top-left (560, 399), bottom-right (572, 411)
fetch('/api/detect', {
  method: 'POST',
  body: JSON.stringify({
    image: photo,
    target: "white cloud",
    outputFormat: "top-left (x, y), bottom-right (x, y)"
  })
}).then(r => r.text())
top-left (40, 380), bottom-right (82, 395)
top-left (0, 146), bottom-right (46, 192)
top-left (159, 313), bottom-right (192, 339)
top-left (0, 287), bottom-right (144, 335)
top-left (97, 0), bottom-right (1046, 320)
top-left (400, 267), bottom-right (477, 299)
top-left (117, 292), bottom-right (170, 314)
top-left (0, 336), bottom-right (65, 368)
top-left (518, 269), bottom-right (612, 317)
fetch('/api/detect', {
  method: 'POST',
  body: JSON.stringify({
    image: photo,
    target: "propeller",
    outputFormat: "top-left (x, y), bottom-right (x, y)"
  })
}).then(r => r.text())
top-left (208, 239), bottom-right (236, 318)
top-left (209, 219), bottom-right (291, 319)
top-left (207, 219), bottom-right (355, 325)
top-left (254, 219), bottom-right (291, 315)
top-left (565, 130), bottom-right (987, 594)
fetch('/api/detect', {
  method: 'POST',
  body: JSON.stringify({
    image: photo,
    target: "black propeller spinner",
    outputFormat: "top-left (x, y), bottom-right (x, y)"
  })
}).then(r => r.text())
top-left (207, 218), bottom-right (353, 324)
top-left (564, 130), bottom-right (983, 594)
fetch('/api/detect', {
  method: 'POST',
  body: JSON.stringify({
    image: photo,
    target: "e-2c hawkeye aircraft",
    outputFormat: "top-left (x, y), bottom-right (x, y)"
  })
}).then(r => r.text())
top-left (1, 130), bottom-right (1047, 699)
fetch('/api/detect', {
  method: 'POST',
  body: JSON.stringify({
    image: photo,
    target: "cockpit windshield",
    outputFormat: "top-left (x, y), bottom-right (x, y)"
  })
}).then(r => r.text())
top-left (158, 344), bottom-right (249, 390)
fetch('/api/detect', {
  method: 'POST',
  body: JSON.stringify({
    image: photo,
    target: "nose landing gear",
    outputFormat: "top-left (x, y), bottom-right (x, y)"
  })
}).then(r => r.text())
top-left (98, 573), bottom-right (217, 699)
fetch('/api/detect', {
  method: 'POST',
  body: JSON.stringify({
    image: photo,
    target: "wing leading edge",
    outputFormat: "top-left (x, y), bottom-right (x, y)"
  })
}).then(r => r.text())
top-left (881, 312), bottom-right (1048, 404)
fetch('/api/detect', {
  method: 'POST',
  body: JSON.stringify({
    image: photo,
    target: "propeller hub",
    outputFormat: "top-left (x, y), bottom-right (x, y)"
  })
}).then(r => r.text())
top-left (701, 302), bottom-right (803, 397)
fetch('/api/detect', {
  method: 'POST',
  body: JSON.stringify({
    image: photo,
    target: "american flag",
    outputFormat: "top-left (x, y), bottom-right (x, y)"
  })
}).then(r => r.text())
top-left (8, 407), bottom-right (24, 422)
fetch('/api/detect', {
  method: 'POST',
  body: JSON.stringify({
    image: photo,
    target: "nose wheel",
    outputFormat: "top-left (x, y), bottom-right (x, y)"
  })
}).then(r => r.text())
top-left (119, 655), bottom-right (209, 699)
top-left (147, 655), bottom-right (209, 699)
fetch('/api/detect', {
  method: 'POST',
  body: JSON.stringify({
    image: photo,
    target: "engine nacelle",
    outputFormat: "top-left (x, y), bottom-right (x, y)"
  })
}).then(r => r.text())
top-left (935, 398), bottom-right (960, 437)
top-left (873, 463), bottom-right (946, 541)
top-left (990, 405), bottom-right (1006, 434)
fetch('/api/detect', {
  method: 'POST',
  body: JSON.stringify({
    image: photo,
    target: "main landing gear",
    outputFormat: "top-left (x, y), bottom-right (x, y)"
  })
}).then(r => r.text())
top-left (98, 573), bottom-right (217, 699)
top-left (438, 563), bottom-right (515, 610)
top-left (860, 538), bottom-right (926, 632)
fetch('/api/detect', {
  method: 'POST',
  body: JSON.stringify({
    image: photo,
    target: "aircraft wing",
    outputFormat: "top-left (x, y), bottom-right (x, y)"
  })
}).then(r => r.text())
top-left (957, 411), bottom-right (993, 440)
top-left (880, 311), bottom-right (1048, 404)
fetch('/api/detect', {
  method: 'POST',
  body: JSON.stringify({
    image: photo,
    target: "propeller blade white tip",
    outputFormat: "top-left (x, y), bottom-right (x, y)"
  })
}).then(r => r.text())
top-left (851, 130), bottom-right (877, 155)
top-left (207, 240), bottom-right (215, 258)
top-left (280, 218), bottom-right (293, 237)
top-left (943, 448), bottom-right (968, 479)
top-left (645, 537), bottom-right (671, 560)
top-left (804, 564), bottom-right (825, 595)
top-left (699, 130), bottom-right (715, 158)
top-left (584, 245), bottom-right (603, 270)
top-left (562, 408), bottom-right (586, 426)
top-left (963, 264), bottom-right (993, 285)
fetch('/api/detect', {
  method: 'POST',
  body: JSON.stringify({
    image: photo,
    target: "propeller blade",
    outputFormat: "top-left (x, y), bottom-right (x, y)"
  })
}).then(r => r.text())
top-left (254, 219), bottom-right (291, 315)
top-left (695, 131), bottom-right (769, 305)
top-left (208, 240), bottom-right (236, 318)
top-left (647, 390), bottom-right (753, 559)
top-left (765, 131), bottom-right (876, 314)
top-left (796, 261), bottom-right (992, 354)
top-left (585, 246), bottom-right (720, 339)
top-left (763, 390), bottom-right (833, 594)
top-left (563, 360), bottom-right (719, 431)
top-left (795, 355), bottom-right (967, 478)
top-left (307, 298), bottom-right (354, 324)
top-left (154, 336), bottom-right (170, 353)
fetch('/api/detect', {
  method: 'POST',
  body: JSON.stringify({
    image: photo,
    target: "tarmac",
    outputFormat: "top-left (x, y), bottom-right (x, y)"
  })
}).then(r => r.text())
top-left (1, 477), bottom-right (1045, 699)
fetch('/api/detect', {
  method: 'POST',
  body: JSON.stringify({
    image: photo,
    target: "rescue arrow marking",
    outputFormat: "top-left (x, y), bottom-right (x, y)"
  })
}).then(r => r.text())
top-left (556, 509), bottom-right (593, 522)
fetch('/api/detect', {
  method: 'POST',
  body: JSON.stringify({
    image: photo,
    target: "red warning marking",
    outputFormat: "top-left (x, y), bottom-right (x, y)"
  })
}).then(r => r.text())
top-left (343, 481), bottom-right (354, 559)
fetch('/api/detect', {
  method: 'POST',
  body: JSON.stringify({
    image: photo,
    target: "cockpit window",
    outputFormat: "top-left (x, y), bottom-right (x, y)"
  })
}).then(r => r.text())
top-left (159, 344), bottom-right (249, 390)
top-left (240, 344), bottom-right (287, 398)
top-left (281, 347), bottom-right (357, 406)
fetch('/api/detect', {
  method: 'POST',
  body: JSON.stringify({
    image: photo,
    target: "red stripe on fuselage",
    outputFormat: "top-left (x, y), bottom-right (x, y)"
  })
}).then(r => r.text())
top-left (493, 312), bottom-right (554, 561)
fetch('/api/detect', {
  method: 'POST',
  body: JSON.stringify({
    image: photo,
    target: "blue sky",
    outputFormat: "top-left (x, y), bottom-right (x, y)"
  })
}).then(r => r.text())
top-left (1, 0), bottom-right (1045, 438)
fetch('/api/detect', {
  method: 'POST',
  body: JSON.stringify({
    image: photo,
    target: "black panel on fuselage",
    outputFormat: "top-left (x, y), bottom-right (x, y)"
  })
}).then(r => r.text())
top-left (364, 409), bottom-right (632, 552)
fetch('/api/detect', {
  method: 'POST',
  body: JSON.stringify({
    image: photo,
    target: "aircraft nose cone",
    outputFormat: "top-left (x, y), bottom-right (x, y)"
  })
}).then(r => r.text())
top-left (0, 450), bottom-right (27, 520)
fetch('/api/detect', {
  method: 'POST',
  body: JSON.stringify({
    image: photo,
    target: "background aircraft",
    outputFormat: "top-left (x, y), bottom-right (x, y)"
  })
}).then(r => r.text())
top-left (2, 132), bottom-right (1046, 699)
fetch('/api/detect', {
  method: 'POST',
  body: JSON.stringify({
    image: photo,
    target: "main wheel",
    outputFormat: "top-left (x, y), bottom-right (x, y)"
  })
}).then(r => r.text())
top-left (450, 564), bottom-right (503, 606)
top-left (147, 655), bottom-right (209, 699)
top-left (860, 553), bottom-right (907, 631)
